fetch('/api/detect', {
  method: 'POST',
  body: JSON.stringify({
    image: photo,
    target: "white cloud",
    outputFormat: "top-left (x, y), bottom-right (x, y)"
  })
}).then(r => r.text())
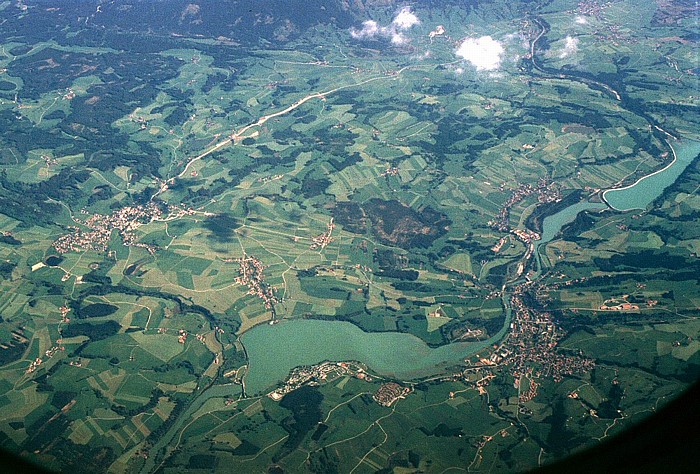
top-left (350, 20), bottom-right (381, 39)
top-left (392, 7), bottom-right (420, 30)
top-left (414, 50), bottom-right (431, 60)
top-left (350, 7), bottom-right (420, 45)
top-left (559, 36), bottom-right (578, 58)
top-left (575, 16), bottom-right (587, 24)
top-left (455, 36), bottom-right (504, 71)
top-left (391, 32), bottom-right (408, 45)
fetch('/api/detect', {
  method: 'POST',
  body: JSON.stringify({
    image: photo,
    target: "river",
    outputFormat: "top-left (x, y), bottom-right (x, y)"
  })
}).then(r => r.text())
top-left (140, 383), bottom-right (242, 473)
top-left (534, 200), bottom-right (607, 270)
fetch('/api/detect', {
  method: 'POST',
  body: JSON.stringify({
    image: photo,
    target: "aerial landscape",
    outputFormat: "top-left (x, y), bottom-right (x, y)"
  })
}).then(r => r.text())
top-left (0, 0), bottom-right (698, 472)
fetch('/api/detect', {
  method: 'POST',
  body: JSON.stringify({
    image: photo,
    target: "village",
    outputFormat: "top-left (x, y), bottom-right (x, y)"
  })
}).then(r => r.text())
top-left (266, 360), bottom-right (373, 401)
top-left (309, 218), bottom-right (335, 250)
top-left (52, 202), bottom-right (163, 254)
top-left (496, 290), bottom-right (595, 396)
top-left (372, 382), bottom-right (412, 407)
top-left (235, 255), bottom-right (279, 310)
top-left (266, 359), bottom-right (415, 408)
top-left (489, 178), bottom-right (562, 235)
top-left (449, 282), bottom-right (595, 403)
top-left (51, 202), bottom-right (205, 255)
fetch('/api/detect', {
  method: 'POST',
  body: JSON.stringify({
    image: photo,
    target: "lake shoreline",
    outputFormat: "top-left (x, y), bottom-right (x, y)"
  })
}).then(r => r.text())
top-left (603, 139), bottom-right (700, 211)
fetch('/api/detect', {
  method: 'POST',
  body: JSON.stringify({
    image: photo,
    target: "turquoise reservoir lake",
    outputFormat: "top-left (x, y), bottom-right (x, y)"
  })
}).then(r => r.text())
top-left (538, 139), bottom-right (700, 260)
top-left (242, 319), bottom-right (502, 394)
top-left (603, 140), bottom-right (700, 211)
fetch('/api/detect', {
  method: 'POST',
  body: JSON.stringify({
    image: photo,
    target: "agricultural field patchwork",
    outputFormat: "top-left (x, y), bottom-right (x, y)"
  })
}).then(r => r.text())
top-left (0, 0), bottom-right (698, 472)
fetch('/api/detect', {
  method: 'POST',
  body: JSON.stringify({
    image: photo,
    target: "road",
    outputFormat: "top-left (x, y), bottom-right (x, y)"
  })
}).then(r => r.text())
top-left (152, 74), bottom-right (390, 200)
